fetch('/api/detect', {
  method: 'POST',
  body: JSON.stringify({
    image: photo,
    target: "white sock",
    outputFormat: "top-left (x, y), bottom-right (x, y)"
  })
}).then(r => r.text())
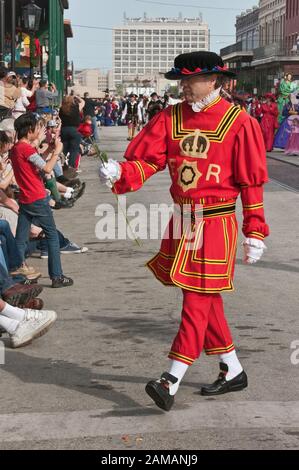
top-left (63, 188), bottom-right (74, 200)
top-left (167, 360), bottom-right (189, 396)
top-left (0, 315), bottom-right (19, 334)
top-left (219, 350), bottom-right (243, 381)
top-left (0, 303), bottom-right (25, 322)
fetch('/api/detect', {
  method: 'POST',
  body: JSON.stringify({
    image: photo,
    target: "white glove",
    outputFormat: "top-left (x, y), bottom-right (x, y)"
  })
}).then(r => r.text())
top-left (99, 159), bottom-right (122, 189)
top-left (243, 238), bottom-right (267, 265)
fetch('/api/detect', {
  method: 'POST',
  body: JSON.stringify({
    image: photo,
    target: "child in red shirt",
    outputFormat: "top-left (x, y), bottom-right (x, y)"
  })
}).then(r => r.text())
top-left (78, 115), bottom-right (93, 139)
top-left (11, 113), bottom-right (73, 288)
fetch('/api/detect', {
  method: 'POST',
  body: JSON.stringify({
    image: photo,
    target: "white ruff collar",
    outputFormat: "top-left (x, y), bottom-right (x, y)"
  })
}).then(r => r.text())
top-left (190, 87), bottom-right (222, 113)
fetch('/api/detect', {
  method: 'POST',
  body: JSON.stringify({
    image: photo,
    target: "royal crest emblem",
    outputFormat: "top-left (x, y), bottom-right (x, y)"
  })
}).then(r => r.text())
top-left (177, 160), bottom-right (202, 192)
top-left (180, 129), bottom-right (210, 159)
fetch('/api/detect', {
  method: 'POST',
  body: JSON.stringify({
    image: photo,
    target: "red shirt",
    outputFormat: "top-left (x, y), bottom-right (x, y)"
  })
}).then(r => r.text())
top-left (10, 141), bottom-right (46, 204)
top-left (27, 93), bottom-right (37, 112)
top-left (78, 122), bottom-right (92, 138)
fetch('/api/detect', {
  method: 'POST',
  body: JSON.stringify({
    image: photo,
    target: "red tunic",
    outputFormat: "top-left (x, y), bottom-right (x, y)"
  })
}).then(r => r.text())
top-left (114, 97), bottom-right (269, 293)
top-left (260, 103), bottom-right (279, 151)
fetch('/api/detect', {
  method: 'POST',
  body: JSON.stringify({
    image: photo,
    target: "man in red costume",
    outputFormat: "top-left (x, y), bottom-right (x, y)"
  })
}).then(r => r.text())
top-left (99, 52), bottom-right (269, 412)
top-left (260, 93), bottom-right (279, 152)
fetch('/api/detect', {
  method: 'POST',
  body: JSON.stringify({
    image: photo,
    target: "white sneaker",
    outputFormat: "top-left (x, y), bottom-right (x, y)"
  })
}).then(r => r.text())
top-left (10, 310), bottom-right (57, 349)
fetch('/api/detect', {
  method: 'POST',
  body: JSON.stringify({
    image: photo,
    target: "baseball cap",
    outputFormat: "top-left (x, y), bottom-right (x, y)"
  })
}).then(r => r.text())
top-left (7, 71), bottom-right (17, 78)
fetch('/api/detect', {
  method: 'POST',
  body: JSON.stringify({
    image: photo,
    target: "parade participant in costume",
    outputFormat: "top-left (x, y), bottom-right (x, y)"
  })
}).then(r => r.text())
top-left (260, 93), bottom-right (279, 152)
top-left (99, 51), bottom-right (269, 412)
top-left (250, 96), bottom-right (263, 123)
top-left (147, 92), bottom-right (164, 121)
top-left (273, 96), bottom-right (295, 150)
top-left (122, 94), bottom-right (139, 141)
top-left (277, 74), bottom-right (299, 124)
top-left (285, 115), bottom-right (299, 156)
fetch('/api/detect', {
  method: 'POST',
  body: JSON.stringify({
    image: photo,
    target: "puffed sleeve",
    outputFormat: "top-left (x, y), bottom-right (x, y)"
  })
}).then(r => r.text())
top-left (113, 111), bottom-right (168, 194)
top-left (234, 116), bottom-right (270, 241)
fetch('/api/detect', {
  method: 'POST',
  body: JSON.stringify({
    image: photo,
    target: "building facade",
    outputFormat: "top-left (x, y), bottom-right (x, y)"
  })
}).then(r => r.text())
top-left (258, 0), bottom-right (286, 47)
top-left (252, 0), bottom-right (299, 90)
top-left (74, 69), bottom-right (113, 93)
top-left (285, 0), bottom-right (299, 55)
top-left (113, 14), bottom-right (209, 88)
top-left (220, 6), bottom-right (259, 91)
top-left (221, 0), bottom-right (299, 93)
top-left (236, 6), bottom-right (260, 50)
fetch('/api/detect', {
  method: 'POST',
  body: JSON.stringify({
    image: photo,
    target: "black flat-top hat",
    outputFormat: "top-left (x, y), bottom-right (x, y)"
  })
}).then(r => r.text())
top-left (165, 51), bottom-right (236, 80)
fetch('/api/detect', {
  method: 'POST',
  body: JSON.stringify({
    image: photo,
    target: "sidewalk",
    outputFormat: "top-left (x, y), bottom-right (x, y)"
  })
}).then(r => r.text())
top-left (269, 148), bottom-right (299, 167)
top-left (0, 126), bottom-right (299, 450)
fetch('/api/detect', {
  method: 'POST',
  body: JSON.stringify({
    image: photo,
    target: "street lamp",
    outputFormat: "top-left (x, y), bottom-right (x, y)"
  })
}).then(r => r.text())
top-left (22, 0), bottom-right (42, 76)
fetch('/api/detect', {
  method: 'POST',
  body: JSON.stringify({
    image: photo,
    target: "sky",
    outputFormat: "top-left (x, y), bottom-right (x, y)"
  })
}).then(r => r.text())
top-left (66, 0), bottom-right (257, 71)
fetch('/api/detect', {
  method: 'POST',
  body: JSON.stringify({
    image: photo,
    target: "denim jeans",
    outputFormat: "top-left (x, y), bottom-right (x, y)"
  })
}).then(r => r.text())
top-left (92, 116), bottom-right (100, 143)
top-left (0, 220), bottom-right (23, 271)
top-left (0, 246), bottom-right (8, 273)
top-left (39, 230), bottom-right (70, 254)
top-left (16, 198), bottom-right (63, 279)
top-left (61, 126), bottom-right (82, 168)
top-left (53, 162), bottom-right (63, 178)
top-left (0, 256), bottom-right (16, 294)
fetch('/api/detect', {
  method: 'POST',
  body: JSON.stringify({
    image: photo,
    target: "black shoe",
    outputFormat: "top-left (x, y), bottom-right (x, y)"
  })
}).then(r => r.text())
top-left (53, 199), bottom-right (74, 210)
top-left (52, 276), bottom-right (74, 289)
top-left (72, 182), bottom-right (86, 202)
top-left (21, 278), bottom-right (38, 285)
top-left (201, 363), bottom-right (248, 396)
top-left (145, 372), bottom-right (178, 412)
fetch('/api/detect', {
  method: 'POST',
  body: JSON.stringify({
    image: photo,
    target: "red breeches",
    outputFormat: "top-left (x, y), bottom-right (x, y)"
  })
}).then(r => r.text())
top-left (169, 290), bottom-right (235, 365)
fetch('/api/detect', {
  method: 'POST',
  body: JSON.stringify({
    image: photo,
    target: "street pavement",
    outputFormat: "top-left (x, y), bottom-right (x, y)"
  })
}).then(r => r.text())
top-left (0, 126), bottom-right (299, 450)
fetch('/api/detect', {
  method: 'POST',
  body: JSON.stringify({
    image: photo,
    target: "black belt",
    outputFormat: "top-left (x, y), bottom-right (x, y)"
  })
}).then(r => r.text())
top-left (175, 203), bottom-right (236, 220)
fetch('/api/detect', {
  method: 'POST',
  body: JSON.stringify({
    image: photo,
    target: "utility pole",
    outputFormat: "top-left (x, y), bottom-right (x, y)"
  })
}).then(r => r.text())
top-left (0, 0), bottom-right (5, 67)
top-left (11, 0), bottom-right (16, 71)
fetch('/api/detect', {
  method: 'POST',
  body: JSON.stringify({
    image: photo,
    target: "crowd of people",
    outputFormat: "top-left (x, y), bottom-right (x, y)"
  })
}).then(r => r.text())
top-left (0, 66), bottom-right (90, 349)
top-left (93, 76), bottom-right (299, 155)
top-left (77, 91), bottom-right (180, 142)
top-left (222, 74), bottom-right (299, 155)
